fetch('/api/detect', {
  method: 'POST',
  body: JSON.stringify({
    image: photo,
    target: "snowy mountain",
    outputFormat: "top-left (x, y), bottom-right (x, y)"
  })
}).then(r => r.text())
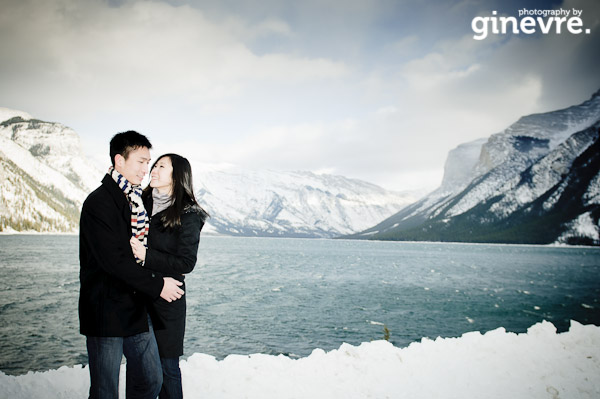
top-left (349, 90), bottom-right (600, 245)
top-left (0, 109), bottom-right (103, 232)
top-left (0, 108), bottom-right (415, 236)
top-left (192, 164), bottom-right (415, 237)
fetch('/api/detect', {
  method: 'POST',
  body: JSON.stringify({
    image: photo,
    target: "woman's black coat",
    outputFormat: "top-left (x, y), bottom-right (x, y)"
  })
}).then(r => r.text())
top-left (143, 196), bottom-right (205, 358)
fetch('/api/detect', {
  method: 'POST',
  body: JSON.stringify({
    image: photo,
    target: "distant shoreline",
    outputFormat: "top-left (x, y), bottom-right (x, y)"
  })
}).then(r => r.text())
top-left (0, 231), bottom-right (78, 236)
top-left (1, 231), bottom-right (598, 249)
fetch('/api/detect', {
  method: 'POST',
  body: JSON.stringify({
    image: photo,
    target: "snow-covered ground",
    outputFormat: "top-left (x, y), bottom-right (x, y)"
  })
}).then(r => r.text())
top-left (2, 320), bottom-right (599, 398)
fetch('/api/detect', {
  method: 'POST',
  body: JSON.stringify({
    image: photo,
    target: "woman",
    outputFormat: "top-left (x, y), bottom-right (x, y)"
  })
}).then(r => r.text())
top-left (130, 153), bottom-right (208, 399)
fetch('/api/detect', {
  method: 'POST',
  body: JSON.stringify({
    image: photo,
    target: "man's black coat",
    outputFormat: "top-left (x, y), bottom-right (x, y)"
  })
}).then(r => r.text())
top-left (79, 174), bottom-right (164, 337)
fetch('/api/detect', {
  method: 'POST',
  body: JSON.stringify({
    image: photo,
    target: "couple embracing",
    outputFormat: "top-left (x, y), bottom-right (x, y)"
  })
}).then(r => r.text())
top-left (79, 131), bottom-right (209, 398)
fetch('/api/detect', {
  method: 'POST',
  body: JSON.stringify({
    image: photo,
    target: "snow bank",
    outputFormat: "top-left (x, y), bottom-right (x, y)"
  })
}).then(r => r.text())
top-left (2, 321), bottom-right (599, 398)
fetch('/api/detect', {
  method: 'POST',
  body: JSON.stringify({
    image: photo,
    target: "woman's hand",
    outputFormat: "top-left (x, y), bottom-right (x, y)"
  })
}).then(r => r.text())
top-left (130, 237), bottom-right (147, 262)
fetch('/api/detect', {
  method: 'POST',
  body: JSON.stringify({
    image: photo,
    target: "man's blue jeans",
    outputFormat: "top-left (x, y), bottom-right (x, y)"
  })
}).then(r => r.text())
top-left (159, 357), bottom-right (183, 399)
top-left (86, 320), bottom-right (162, 399)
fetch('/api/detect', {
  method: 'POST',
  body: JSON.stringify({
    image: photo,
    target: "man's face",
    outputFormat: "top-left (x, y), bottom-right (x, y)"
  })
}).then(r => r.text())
top-left (115, 146), bottom-right (151, 185)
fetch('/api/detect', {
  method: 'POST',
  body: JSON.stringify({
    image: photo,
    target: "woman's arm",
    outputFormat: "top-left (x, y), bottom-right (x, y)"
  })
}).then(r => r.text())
top-left (143, 211), bottom-right (205, 275)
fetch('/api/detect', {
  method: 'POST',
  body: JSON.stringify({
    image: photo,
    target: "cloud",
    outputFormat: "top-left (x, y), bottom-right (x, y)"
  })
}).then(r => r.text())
top-left (198, 0), bottom-right (600, 190)
top-left (0, 0), bottom-right (599, 192)
top-left (0, 0), bottom-right (349, 117)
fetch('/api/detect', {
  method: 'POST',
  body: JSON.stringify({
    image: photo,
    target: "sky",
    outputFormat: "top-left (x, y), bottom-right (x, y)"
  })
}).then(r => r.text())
top-left (1, 0), bottom-right (599, 192)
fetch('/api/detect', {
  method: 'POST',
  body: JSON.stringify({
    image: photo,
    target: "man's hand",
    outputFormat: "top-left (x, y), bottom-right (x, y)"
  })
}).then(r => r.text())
top-left (160, 277), bottom-right (184, 302)
top-left (130, 237), bottom-right (147, 261)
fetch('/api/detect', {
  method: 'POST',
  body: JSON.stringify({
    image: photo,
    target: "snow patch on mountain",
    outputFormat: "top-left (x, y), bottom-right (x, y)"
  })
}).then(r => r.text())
top-left (584, 171), bottom-right (600, 206)
top-left (439, 138), bottom-right (488, 195)
top-left (489, 125), bottom-right (599, 219)
top-left (1, 117), bottom-right (102, 194)
top-left (475, 92), bottom-right (600, 176)
top-left (0, 107), bottom-right (32, 123)
top-left (556, 212), bottom-right (600, 245)
top-left (0, 156), bottom-right (76, 232)
top-left (0, 129), bottom-right (90, 204)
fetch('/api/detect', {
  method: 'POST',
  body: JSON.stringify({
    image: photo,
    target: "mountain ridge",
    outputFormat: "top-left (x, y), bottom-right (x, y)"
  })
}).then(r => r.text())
top-left (0, 108), bottom-right (415, 237)
top-left (347, 90), bottom-right (600, 246)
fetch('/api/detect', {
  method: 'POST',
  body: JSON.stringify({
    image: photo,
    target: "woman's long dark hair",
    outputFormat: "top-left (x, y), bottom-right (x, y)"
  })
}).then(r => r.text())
top-left (143, 153), bottom-right (209, 229)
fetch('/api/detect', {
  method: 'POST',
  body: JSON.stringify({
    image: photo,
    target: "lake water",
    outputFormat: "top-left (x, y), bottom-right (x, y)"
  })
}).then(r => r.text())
top-left (0, 235), bottom-right (599, 376)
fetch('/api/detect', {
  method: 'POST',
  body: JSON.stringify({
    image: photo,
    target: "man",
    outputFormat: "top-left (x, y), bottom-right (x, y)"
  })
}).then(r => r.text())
top-left (79, 131), bottom-right (184, 399)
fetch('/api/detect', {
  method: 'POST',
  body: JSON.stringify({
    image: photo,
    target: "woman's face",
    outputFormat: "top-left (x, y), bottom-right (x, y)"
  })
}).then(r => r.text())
top-left (150, 156), bottom-right (173, 194)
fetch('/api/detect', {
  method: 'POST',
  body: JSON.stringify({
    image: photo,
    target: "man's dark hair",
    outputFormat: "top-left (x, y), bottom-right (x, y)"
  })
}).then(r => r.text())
top-left (109, 130), bottom-right (152, 166)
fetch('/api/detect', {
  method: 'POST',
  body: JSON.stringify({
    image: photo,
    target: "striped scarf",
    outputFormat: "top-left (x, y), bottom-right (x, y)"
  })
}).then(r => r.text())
top-left (109, 166), bottom-right (149, 264)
